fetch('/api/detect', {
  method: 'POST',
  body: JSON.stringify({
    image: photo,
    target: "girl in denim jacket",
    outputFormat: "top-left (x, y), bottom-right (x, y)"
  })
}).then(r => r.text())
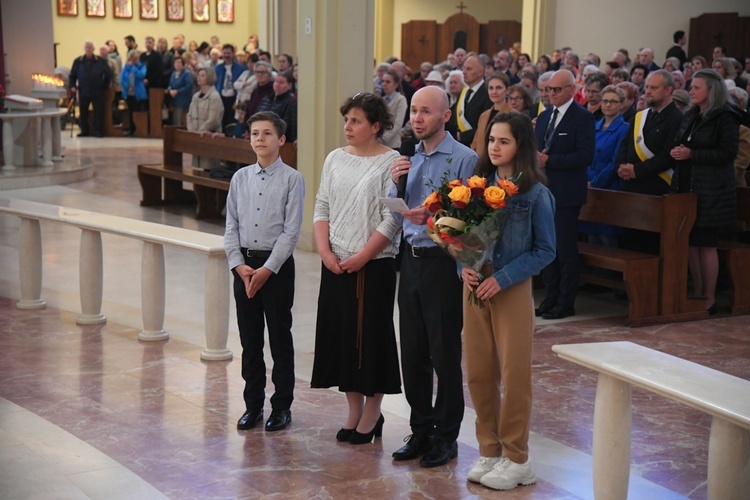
top-left (460, 112), bottom-right (556, 491)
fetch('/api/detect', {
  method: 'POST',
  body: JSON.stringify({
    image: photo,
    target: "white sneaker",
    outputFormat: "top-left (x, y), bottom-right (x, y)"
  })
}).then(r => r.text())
top-left (467, 456), bottom-right (500, 483)
top-left (479, 456), bottom-right (537, 490)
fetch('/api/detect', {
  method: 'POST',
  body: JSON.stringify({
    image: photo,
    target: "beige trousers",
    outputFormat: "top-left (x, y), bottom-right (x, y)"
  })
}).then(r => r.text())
top-left (463, 277), bottom-right (534, 462)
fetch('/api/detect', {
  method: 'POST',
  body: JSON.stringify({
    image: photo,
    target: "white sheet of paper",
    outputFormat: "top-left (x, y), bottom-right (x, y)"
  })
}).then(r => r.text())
top-left (380, 197), bottom-right (409, 214)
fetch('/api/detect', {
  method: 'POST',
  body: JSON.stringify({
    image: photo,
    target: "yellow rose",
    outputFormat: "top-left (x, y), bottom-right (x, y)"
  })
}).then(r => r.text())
top-left (497, 178), bottom-right (519, 197)
top-left (467, 175), bottom-right (487, 196)
top-left (423, 191), bottom-right (442, 213)
top-left (448, 185), bottom-right (471, 208)
top-left (447, 179), bottom-right (463, 189)
top-left (484, 186), bottom-right (507, 209)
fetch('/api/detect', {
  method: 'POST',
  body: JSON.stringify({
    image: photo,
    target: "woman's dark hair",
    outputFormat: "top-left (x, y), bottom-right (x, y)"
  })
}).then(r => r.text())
top-left (487, 71), bottom-right (511, 88)
top-left (339, 92), bottom-right (394, 139)
top-left (474, 112), bottom-right (546, 192)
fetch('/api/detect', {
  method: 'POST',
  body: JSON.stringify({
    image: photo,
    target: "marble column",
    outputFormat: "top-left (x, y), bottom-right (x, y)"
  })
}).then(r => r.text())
top-left (200, 253), bottom-right (232, 361)
top-left (295, 0), bottom-right (376, 251)
top-left (139, 241), bottom-right (168, 341)
top-left (707, 417), bottom-right (750, 500)
top-left (77, 229), bottom-right (106, 325)
top-left (16, 217), bottom-right (46, 310)
top-left (592, 374), bottom-right (631, 500)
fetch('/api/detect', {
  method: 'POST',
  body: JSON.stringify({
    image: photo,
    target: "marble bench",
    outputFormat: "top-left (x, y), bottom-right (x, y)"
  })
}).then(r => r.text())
top-left (0, 196), bottom-right (232, 361)
top-left (552, 341), bottom-right (750, 500)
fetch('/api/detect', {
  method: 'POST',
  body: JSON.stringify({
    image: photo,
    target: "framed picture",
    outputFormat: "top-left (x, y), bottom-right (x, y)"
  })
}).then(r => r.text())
top-left (113, 0), bottom-right (133, 18)
top-left (140, 0), bottom-right (158, 19)
top-left (191, 0), bottom-right (209, 22)
top-left (86, 0), bottom-right (105, 17)
top-left (216, 0), bottom-right (233, 23)
top-left (58, 0), bottom-right (78, 16)
top-left (166, 0), bottom-right (184, 21)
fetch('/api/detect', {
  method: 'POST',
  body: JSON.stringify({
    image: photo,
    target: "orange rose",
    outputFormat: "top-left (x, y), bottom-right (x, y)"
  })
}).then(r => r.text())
top-left (467, 175), bottom-right (487, 197)
top-left (497, 178), bottom-right (519, 197)
top-left (448, 185), bottom-right (471, 208)
top-left (484, 186), bottom-right (507, 209)
top-left (423, 191), bottom-right (442, 213)
top-left (447, 179), bottom-right (463, 189)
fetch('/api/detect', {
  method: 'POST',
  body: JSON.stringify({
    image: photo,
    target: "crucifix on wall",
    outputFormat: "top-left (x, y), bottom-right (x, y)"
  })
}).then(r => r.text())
top-left (456, 1), bottom-right (468, 14)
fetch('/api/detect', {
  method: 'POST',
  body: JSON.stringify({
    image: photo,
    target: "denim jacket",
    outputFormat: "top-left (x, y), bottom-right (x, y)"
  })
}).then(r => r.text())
top-left (459, 180), bottom-right (556, 290)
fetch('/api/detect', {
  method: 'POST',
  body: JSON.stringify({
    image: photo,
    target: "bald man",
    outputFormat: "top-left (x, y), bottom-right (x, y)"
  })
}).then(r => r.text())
top-left (389, 86), bottom-right (477, 468)
top-left (69, 40), bottom-right (113, 137)
top-left (534, 69), bottom-right (595, 319)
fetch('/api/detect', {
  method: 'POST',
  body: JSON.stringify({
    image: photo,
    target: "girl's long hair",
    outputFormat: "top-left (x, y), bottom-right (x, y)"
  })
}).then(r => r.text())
top-left (474, 112), bottom-right (546, 192)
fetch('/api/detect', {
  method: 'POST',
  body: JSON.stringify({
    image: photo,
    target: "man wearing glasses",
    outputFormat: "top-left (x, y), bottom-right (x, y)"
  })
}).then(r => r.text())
top-left (239, 62), bottom-right (275, 136)
top-left (534, 69), bottom-right (596, 319)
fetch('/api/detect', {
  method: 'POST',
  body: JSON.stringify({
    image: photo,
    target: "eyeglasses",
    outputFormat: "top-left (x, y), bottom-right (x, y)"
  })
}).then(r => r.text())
top-left (585, 88), bottom-right (601, 95)
top-left (507, 96), bottom-right (524, 102)
top-left (601, 99), bottom-right (623, 105)
top-left (255, 70), bottom-right (269, 75)
top-left (547, 84), bottom-right (572, 94)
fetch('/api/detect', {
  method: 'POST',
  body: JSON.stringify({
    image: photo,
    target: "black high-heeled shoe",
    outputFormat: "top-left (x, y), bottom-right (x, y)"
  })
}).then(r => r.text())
top-left (348, 414), bottom-right (384, 445)
top-left (336, 428), bottom-right (354, 442)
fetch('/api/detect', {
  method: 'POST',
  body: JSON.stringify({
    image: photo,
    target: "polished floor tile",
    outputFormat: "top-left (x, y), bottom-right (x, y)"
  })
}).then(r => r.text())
top-left (0, 135), bottom-right (748, 499)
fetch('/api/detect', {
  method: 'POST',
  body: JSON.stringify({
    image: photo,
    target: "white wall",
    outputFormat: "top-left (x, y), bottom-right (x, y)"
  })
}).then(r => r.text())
top-left (2, 0), bottom-right (56, 95)
top-left (552, 0), bottom-right (750, 64)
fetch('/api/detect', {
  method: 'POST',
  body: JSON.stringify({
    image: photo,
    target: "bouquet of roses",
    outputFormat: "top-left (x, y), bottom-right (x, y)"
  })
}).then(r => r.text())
top-left (423, 173), bottom-right (519, 306)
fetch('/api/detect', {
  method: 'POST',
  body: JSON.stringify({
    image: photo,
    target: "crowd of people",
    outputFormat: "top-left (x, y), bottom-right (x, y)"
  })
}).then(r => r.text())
top-left (68, 34), bottom-right (298, 143)
top-left (220, 30), bottom-right (748, 492)
top-left (69, 28), bottom-right (749, 492)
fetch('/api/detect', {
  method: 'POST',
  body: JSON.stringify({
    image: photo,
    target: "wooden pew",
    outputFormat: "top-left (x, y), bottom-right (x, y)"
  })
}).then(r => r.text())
top-left (148, 88), bottom-right (165, 139)
top-left (719, 186), bottom-right (750, 313)
top-left (578, 188), bottom-right (705, 325)
top-left (137, 126), bottom-right (296, 219)
top-left (553, 341), bottom-right (750, 500)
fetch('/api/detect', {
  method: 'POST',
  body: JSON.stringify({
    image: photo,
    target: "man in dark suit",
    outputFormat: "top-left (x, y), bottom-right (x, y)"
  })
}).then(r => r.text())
top-left (666, 31), bottom-right (687, 70)
top-left (616, 70), bottom-right (682, 254)
top-left (535, 69), bottom-right (596, 319)
top-left (451, 55), bottom-right (493, 148)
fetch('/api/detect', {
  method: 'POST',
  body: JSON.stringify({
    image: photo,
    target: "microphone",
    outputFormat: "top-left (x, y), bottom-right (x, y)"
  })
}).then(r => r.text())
top-left (397, 140), bottom-right (416, 199)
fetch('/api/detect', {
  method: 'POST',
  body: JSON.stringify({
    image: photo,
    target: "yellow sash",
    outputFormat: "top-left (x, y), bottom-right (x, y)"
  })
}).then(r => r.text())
top-left (633, 109), bottom-right (673, 185)
top-left (456, 87), bottom-right (472, 133)
top-left (537, 101), bottom-right (545, 116)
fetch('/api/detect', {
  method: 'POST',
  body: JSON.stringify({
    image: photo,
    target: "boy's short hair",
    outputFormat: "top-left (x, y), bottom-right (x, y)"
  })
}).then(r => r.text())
top-left (247, 111), bottom-right (287, 138)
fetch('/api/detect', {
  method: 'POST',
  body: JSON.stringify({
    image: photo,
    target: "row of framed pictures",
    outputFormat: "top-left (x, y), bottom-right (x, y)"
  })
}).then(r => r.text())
top-left (57, 0), bottom-right (234, 23)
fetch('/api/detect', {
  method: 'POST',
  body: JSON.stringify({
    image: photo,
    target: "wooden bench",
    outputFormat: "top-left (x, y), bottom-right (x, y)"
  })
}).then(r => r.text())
top-left (719, 186), bottom-right (750, 314)
top-left (137, 126), bottom-right (297, 219)
top-left (553, 341), bottom-right (750, 500)
top-left (578, 188), bottom-right (704, 326)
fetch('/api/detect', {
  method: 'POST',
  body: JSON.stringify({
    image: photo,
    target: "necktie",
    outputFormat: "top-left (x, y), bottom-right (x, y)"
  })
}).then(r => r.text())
top-left (465, 88), bottom-right (474, 104)
top-left (544, 108), bottom-right (559, 150)
top-left (645, 109), bottom-right (658, 128)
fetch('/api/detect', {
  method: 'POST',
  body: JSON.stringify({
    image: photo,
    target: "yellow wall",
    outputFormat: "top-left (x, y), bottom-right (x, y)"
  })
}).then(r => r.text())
top-left (382, 0), bottom-right (523, 61)
top-left (52, 0), bottom-right (259, 69)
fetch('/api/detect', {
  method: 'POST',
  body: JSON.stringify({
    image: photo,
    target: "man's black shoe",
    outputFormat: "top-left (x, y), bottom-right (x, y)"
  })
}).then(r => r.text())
top-left (237, 408), bottom-right (263, 430)
top-left (265, 409), bottom-right (292, 431)
top-left (392, 433), bottom-right (432, 461)
top-left (542, 305), bottom-right (575, 320)
top-left (420, 439), bottom-right (458, 467)
top-left (534, 298), bottom-right (557, 317)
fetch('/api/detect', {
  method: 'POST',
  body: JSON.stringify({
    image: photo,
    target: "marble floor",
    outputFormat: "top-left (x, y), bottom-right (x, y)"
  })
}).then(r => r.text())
top-left (0, 135), bottom-right (748, 499)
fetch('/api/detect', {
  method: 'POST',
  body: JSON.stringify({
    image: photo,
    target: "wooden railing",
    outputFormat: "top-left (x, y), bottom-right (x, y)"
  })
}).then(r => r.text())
top-left (0, 196), bottom-right (232, 361)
